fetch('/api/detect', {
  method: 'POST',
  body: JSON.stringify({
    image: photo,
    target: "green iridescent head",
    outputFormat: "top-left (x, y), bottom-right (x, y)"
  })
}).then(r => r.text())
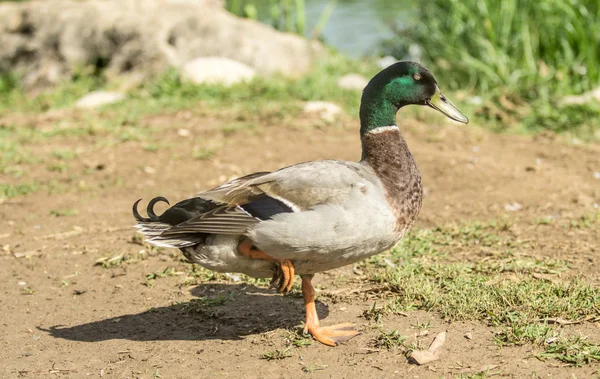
top-left (360, 61), bottom-right (468, 134)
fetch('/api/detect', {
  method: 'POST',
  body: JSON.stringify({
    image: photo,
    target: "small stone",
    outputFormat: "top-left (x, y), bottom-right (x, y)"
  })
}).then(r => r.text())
top-left (593, 171), bottom-right (600, 179)
top-left (337, 73), bottom-right (369, 91)
top-left (143, 166), bottom-right (156, 174)
top-left (560, 87), bottom-right (600, 105)
top-left (182, 57), bottom-right (256, 86)
top-left (465, 332), bottom-right (473, 340)
top-left (225, 273), bottom-right (241, 282)
top-left (75, 91), bottom-right (126, 109)
top-left (377, 56), bottom-right (397, 69)
top-left (303, 101), bottom-right (342, 122)
top-left (504, 202), bottom-right (522, 212)
top-left (467, 96), bottom-right (483, 105)
top-left (177, 128), bottom-right (191, 137)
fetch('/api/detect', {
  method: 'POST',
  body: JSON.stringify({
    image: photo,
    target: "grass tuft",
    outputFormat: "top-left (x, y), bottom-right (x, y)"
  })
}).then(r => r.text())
top-left (539, 335), bottom-right (600, 365)
top-left (373, 329), bottom-right (407, 350)
top-left (261, 348), bottom-right (293, 361)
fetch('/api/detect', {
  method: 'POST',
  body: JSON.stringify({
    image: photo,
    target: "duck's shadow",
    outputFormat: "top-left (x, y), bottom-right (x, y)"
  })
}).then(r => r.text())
top-left (38, 284), bottom-right (329, 342)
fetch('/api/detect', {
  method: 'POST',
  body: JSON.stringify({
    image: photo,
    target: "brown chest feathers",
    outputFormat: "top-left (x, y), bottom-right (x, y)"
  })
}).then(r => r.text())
top-left (361, 128), bottom-right (423, 233)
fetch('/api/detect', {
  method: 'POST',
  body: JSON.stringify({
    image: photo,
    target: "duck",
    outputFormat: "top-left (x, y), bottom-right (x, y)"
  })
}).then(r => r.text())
top-left (132, 61), bottom-right (468, 346)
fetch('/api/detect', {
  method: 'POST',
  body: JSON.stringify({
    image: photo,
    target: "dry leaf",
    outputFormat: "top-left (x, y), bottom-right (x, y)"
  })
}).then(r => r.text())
top-left (428, 331), bottom-right (447, 353)
top-left (409, 331), bottom-right (447, 365)
top-left (409, 350), bottom-right (439, 365)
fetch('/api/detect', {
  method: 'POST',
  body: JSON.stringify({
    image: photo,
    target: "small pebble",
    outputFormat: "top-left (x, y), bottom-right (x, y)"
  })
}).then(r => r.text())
top-left (505, 202), bottom-right (522, 211)
top-left (143, 166), bottom-right (156, 174)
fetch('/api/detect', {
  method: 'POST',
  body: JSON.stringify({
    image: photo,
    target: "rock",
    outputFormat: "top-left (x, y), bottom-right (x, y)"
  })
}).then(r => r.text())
top-left (337, 73), bottom-right (369, 91)
top-left (504, 202), bottom-right (522, 212)
top-left (75, 91), bottom-right (126, 108)
top-left (402, 44), bottom-right (423, 62)
top-left (177, 128), bottom-right (191, 137)
top-left (182, 57), bottom-right (255, 86)
top-left (0, 0), bottom-right (321, 88)
top-left (560, 87), bottom-right (600, 105)
top-left (377, 56), bottom-right (397, 69)
top-left (467, 96), bottom-right (483, 105)
top-left (303, 101), bottom-right (342, 122)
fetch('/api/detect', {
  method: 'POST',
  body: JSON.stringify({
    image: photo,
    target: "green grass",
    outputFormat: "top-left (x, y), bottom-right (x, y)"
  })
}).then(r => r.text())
top-left (261, 347), bottom-right (293, 361)
top-left (143, 267), bottom-right (180, 287)
top-left (49, 209), bottom-right (78, 217)
top-left (0, 182), bottom-right (41, 199)
top-left (384, 0), bottom-right (600, 138)
top-left (283, 328), bottom-right (313, 347)
top-left (391, 0), bottom-right (599, 97)
top-left (51, 149), bottom-right (79, 161)
top-left (361, 219), bottom-right (600, 365)
top-left (540, 335), bottom-right (600, 365)
top-left (94, 251), bottom-right (148, 268)
top-left (0, 69), bottom-right (105, 114)
top-left (373, 329), bottom-right (407, 350)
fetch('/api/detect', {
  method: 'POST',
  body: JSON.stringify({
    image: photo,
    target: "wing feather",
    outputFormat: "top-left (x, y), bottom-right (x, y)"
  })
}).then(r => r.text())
top-left (158, 160), bottom-right (375, 237)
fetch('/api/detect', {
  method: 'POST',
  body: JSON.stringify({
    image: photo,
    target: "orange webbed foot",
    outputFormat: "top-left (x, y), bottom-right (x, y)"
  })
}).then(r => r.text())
top-left (304, 322), bottom-right (360, 347)
top-left (301, 275), bottom-right (360, 347)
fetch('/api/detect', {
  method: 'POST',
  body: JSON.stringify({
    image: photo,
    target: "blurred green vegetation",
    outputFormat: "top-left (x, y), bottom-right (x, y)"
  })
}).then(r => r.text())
top-left (0, 54), bottom-right (375, 117)
top-left (382, 0), bottom-right (600, 137)
top-left (1, 0), bottom-right (599, 139)
top-left (225, 0), bottom-right (336, 38)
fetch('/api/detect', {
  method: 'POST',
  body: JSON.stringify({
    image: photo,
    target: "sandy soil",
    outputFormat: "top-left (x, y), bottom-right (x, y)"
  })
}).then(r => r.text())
top-left (1, 111), bottom-right (599, 378)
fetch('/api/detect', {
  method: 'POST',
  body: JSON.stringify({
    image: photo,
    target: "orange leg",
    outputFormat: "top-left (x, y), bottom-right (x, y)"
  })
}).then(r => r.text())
top-left (302, 275), bottom-right (360, 347)
top-left (238, 238), bottom-right (295, 294)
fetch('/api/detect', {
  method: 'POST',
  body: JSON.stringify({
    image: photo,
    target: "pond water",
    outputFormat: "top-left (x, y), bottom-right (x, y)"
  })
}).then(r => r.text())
top-left (303, 0), bottom-right (414, 57)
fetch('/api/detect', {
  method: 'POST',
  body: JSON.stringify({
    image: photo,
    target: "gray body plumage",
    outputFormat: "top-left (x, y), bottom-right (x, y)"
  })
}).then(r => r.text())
top-left (136, 158), bottom-right (411, 278)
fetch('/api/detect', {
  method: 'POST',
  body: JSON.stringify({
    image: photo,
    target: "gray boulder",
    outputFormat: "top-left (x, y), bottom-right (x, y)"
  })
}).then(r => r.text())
top-left (75, 91), bottom-right (126, 109)
top-left (0, 0), bottom-right (321, 88)
top-left (337, 73), bottom-right (369, 91)
top-left (182, 57), bottom-right (256, 86)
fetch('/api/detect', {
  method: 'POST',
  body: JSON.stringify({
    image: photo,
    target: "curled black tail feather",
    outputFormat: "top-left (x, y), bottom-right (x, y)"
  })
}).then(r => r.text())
top-left (147, 196), bottom-right (170, 219)
top-left (132, 199), bottom-right (148, 221)
top-left (133, 197), bottom-right (170, 222)
top-left (133, 196), bottom-right (216, 249)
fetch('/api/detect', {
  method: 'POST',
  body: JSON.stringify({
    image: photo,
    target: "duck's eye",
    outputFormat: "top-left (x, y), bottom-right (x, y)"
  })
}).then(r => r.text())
top-left (413, 73), bottom-right (422, 81)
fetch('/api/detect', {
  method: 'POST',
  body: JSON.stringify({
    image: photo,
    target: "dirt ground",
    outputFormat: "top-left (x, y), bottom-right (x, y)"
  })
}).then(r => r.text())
top-left (1, 109), bottom-right (599, 378)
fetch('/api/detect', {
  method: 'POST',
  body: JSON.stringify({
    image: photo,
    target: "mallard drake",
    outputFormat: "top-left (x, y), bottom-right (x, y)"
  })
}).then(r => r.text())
top-left (133, 61), bottom-right (468, 346)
